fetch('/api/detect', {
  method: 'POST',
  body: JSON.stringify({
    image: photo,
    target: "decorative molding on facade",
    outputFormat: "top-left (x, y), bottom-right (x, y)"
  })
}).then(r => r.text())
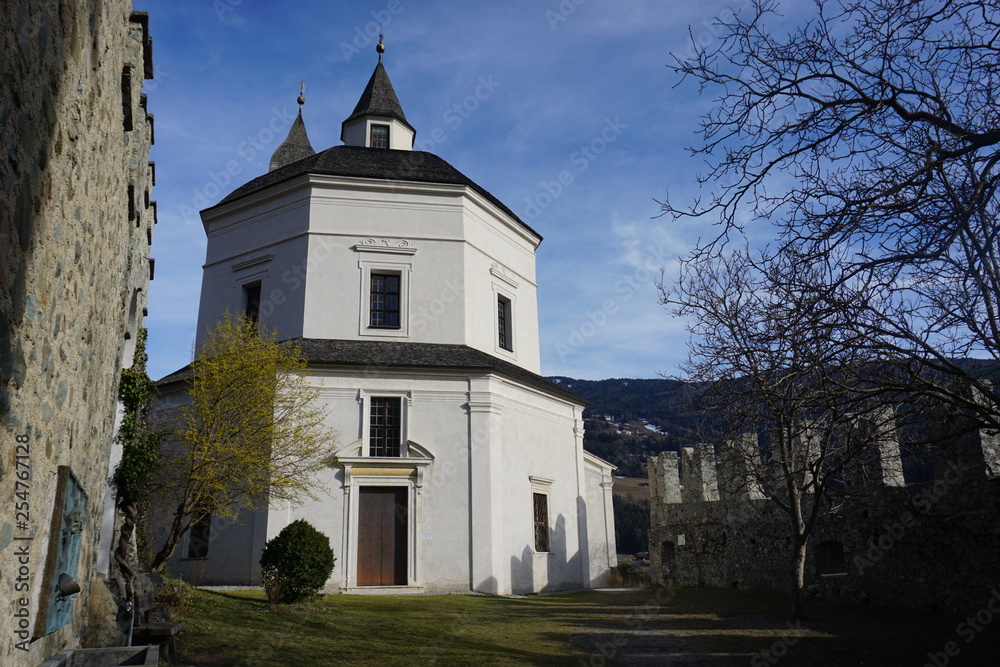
top-left (356, 388), bottom-right (413, 406)
top-left (529, 475), bottom-right (554, 487)
top-left (231, 253), bottom-right (274, 271)
top-left (466, 397), bottom-right (502, 415)
top-left (490, 262), bottom-right (519, 288)
top-left (353, 238), bottom-right (418, 255)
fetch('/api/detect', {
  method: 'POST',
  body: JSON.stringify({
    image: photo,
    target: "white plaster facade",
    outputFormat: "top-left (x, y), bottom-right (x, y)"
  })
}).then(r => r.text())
top-left (155, 52), bottom-right (615, 594)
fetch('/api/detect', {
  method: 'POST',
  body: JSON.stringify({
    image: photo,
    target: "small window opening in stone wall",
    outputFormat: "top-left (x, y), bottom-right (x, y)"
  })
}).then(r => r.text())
top-left (121, 65), bottom-right (133, 131)
top-left (128, 184), bottom-right (135, 223)
top-left (901, 442), bottom-right (936, 484)
top-left (815, 540), bottom-right (847, 575)
top-left (661, 541), bottom-right (676, 576)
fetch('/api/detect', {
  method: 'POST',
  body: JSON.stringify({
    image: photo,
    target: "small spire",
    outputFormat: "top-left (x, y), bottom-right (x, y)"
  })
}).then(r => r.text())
top-left (269, 84), bottom-right (316, 171)
top-left (376, 24), bottom-right (385, 62)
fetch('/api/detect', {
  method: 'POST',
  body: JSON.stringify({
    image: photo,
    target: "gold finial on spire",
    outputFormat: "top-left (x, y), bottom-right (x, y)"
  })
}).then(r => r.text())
top-left (376, 23), bottom-right (385, 61)
top-left (297, 81), bottom-right (305, 107)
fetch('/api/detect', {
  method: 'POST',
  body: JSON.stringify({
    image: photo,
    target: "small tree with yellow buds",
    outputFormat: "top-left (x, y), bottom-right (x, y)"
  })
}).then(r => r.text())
top-left (149, 312), bottom-right (336, 572)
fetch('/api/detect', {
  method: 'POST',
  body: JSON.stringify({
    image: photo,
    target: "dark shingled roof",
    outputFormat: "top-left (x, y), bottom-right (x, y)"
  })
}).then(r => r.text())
top-left (343, 61), bottom-right (412, 131)
top-left (269, 109), bottom-right (315, 172)
top-left (156, 339), bottom-right (586, 406)
top-left (210, 145), bottom-right (541, 240)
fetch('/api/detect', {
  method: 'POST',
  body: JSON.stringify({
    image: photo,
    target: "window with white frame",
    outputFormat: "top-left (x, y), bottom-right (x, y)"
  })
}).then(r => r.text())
top-left (369, 272), bottom-right (401, 329)
top-left (370, 124), bottom-right (389, 149)
top-left (529, 476), bottom-right (553, 553)
top-left (490, 265), bottom-right (518, 356)
top-left (532, 492), bottom-right (550, 553)
top-left (369, 396), bottom-right (403, 456)
top-left (232, 256), bottom-right (271, 328)
top-left (359, 390), bottom-right (410, 457)
top-left (497, 295), bottom-right (512, 351)
top-left (356, 252), bottom-right (414, 338)
top-left (243, 282), bottom-right (262, 325)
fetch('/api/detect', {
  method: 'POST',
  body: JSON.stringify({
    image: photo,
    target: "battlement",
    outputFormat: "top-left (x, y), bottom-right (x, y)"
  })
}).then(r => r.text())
top-left (647, 408), bottom-right (1000, 614)
top-left (650, 412), bottom-right (999, 508)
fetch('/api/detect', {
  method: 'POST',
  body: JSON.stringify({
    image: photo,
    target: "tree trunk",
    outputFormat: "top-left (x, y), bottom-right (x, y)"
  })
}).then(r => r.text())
top-left (113, 500), bottom-right (138, 612)
top-left (790, 535), bottom-right (808, 620)
top-left (149, 504), bottom-right (188, 573)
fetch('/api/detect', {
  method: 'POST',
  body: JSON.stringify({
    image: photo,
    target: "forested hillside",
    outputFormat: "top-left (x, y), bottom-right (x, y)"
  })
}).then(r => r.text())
top-left (549, 376), bottom-right (703, 554)
top-left (549, 377), bottom-right (702, 477)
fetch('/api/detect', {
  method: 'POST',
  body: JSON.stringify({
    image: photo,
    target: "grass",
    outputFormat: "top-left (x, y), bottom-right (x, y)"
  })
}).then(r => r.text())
top-left (171, 583), bottom-right (1000, 666)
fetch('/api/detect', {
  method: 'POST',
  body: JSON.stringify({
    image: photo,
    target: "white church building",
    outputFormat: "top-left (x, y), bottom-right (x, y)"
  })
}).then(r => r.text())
top-left (154, 43), bottom-right (617, 594)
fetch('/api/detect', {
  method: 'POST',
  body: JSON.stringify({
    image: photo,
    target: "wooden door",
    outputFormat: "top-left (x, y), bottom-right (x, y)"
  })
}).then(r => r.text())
top-left (357, 487), bottom-right (408, 586)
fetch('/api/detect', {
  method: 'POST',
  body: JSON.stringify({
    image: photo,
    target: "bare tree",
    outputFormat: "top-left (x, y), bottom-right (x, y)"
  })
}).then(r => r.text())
top-left (663, 0), bottom-right (1000, 430)
top-left (663, 246), bottom-right (899, 618)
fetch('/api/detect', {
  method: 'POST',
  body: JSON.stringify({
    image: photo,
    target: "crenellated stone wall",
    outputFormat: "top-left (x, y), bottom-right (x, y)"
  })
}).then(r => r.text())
top-left (649, 415), bottom-right (1000, 615)
top-left (0, 2), bottom-right (155, 664)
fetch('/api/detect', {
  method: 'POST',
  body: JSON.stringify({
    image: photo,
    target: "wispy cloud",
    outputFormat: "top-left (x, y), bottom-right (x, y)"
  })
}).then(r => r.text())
top-left (136, 0), bottom-right (742, 381)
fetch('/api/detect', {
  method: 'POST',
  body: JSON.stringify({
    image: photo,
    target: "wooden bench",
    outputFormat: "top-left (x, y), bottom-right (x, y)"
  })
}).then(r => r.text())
top-left (131, 588), bottom-right (185, 663)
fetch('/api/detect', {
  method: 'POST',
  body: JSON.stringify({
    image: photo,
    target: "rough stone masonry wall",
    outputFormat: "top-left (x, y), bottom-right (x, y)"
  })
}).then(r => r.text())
top-left (0, 2), bottom-right (154, 664)
top-left (648, 424), bottom-right (1000, 615)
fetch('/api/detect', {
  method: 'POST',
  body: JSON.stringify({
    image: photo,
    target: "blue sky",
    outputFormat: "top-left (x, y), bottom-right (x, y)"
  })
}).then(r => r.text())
top-left (136, 0), bottom-right (760, 381)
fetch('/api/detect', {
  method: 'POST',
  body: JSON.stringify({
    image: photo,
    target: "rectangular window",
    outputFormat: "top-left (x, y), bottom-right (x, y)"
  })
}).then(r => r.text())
top-left (369, 397), bottom-right (402, 457)
top-left (498, 295), bottom-right (512, 351)
top-left (243, 282), bottom-right (262, 325)
top-left (533, 493), bottom-right (550, 552)
top-left (187, 511), bottom-right (211, 558)
top-left (121, 65), bottom-right (134, 131)
top-left (369, 273), bottom-right (400, 328)
top-left (370, 124), bottom-right (389, 149)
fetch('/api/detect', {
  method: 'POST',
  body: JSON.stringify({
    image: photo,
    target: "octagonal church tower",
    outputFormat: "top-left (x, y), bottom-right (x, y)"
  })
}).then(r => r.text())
top-left (156, 42), bottom-right (616, 594)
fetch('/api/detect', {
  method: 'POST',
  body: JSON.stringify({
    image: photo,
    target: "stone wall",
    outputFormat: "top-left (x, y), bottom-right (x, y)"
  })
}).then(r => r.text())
top-left (648, 418), bottom-right (1000, 615)
top-left (0, 2), bottom-right (154, 664)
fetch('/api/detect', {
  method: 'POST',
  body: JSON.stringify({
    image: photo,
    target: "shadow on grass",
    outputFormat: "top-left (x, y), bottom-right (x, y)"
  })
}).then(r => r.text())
top-left (195, 589), bottom-right (269, 605)
top-left (176, 586), bottom-right (1000, 667)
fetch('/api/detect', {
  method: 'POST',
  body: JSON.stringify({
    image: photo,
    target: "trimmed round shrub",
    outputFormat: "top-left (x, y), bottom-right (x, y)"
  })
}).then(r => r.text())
top-left (259, 519), bottom-right (335, 604)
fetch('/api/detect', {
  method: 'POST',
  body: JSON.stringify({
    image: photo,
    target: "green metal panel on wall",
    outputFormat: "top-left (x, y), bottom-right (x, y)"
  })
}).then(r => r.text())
top-left (35, 466), bottom-right (87, 637)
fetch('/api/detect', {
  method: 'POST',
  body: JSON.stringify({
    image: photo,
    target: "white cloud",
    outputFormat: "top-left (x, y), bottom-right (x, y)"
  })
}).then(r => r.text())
top-left (136, 0), bottom-right (760, 381)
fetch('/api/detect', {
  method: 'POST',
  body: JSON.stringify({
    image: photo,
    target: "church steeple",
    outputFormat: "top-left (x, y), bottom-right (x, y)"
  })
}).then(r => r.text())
top-left (269, 83), bottom-right (316, 171)
top-left (341, 35), bottom-right (415, 149)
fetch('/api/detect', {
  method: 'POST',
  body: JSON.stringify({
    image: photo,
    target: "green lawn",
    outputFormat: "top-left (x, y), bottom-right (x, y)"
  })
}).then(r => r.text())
top-left (171, 584), bottom-right (1000, 666)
